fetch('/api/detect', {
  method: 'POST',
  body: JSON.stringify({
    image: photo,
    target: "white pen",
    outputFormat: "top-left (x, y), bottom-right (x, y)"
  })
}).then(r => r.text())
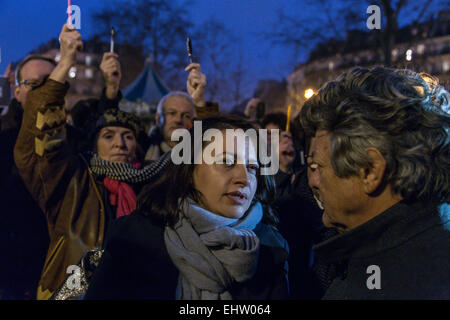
top-left (110, 27), bottom-right (115, 53)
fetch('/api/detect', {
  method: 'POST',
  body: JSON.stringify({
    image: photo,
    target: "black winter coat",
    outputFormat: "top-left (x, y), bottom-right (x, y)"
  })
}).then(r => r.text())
top-left (0, 89), bottom-right (121, 299)
top-left (0, 98), bottom-right (85, 299)
top-left (84, 212), bottom-right (290, 300)
top-left (0, 99), bottom-right (49, 299)
top-left (273, 168), bottom-right (324, 299)
top-left (313, 201), bottom-right (450, 300)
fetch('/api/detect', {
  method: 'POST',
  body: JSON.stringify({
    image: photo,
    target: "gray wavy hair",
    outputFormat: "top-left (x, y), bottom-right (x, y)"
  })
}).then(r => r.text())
top-left (300, 66), bottom-right (449, 203)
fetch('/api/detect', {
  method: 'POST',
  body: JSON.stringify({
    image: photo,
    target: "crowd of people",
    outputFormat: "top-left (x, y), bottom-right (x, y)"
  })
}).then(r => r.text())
top-left (0, 23), bottom-right (449, 300)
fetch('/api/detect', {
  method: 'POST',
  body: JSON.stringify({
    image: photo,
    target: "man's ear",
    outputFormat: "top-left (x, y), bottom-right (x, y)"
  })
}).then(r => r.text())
top-left (155, 113), bottom-right (163, 127)
top-left (359, 148), bottom-right (387, 194)
top-left (14, 85), bottom-right (21, 100)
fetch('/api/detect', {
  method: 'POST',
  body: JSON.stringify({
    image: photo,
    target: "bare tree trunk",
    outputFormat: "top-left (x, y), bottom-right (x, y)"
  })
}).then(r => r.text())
top-left (381, 0), bottom-right (396, 66)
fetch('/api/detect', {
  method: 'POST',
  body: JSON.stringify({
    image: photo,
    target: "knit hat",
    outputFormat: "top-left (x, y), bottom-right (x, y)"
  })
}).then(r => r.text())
top-left (88, 109), bottom-right (149, 152)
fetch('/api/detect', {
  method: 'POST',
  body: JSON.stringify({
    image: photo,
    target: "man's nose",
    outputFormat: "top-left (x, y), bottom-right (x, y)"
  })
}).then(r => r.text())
top-left (308, 167), bottom-right (320, 189)
top-left (174, 112), bottom-right (183, 124)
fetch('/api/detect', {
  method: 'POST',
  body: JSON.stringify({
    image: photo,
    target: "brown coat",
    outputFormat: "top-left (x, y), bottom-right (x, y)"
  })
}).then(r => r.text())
top-left (14, 79), bottom-right (220, 299)
top-left (14, 79), bottom-right (106, 299)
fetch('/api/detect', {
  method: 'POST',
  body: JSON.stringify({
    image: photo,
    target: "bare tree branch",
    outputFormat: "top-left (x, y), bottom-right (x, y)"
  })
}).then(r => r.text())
top-left (92, 0), bottom-right (193, 89)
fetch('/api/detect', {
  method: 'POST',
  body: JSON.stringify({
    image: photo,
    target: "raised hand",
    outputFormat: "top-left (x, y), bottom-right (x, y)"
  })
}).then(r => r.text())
top-left (100, 52), bottom-right (121, 99)
top-left (58, 24), bottom-right (83, 68)
top-left (185, 63), bottom-right (206, 107)
top-left (50, 24), bottom-right (83, 83)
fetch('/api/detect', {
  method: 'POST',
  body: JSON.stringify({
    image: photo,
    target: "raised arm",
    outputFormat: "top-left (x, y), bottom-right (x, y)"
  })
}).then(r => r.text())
top-left (185, 63), bottom-right (219, 118)
top-left (14, 24), bottom-right (83, 214)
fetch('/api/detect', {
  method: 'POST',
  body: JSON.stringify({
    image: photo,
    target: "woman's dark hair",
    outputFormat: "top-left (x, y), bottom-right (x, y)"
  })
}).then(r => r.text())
top-left (261, 112), bottom-right (288, 130)
top-left (137, 114), bottom-right (279, 228)
top-left (262, 111), bottom-right (306, 171)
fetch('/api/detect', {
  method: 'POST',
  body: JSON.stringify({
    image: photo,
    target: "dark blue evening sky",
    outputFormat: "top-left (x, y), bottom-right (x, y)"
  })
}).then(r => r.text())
top-left (0, 0), bottom-right (317, 94)
top-left (0, 0), bottom-right (421, 95)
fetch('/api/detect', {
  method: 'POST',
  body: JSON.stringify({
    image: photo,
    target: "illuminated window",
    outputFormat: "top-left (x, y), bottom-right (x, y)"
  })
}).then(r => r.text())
top-left (391, 49), bottom-right (398, 58)
top-left (69, 67), bottom-right (77, 78)
top-left (417, 44), bottom-right (425, 55)
top-left (85, 68), bottom-right (93, 79)
top-left (443, 61), bottom-right (450, 72)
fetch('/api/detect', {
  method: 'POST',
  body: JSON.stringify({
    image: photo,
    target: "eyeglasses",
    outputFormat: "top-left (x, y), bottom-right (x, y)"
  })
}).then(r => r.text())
top-left (18, 75), bottom-right (49, 89)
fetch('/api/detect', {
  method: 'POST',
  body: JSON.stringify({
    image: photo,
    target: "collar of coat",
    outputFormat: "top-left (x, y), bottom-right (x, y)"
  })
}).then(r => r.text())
top-left (313, 201), bottom-right (449, 264)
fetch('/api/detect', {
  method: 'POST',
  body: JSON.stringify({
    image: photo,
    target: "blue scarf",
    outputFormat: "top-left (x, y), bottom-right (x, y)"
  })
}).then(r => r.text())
top-left (164, 198), bottom-right (263, 300)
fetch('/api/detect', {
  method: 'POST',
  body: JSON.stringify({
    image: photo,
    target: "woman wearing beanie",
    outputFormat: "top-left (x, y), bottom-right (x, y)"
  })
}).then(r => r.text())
top-left (15, 84), bottom-right (169, 300)
top-left (13, 25), bottom-right (169, 300)
top-left (84, 116), bottom-right (289, 300)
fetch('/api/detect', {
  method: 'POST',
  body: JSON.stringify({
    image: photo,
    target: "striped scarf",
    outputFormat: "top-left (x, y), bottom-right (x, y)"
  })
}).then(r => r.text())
top-left (88, 151), bottom-right (171, 184)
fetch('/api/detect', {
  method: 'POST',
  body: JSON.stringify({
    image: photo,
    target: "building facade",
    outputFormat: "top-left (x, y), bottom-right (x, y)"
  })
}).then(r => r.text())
top-left (288, 11), bottom-right (450, 116)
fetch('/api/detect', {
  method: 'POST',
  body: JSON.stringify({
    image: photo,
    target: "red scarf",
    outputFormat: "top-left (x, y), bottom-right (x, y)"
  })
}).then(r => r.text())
top-left (103, 161), bottom-right (142, 218)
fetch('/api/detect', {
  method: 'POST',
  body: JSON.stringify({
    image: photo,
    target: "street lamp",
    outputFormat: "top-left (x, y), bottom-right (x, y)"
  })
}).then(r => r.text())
top-left (305, 88), bottom-right (314, 99)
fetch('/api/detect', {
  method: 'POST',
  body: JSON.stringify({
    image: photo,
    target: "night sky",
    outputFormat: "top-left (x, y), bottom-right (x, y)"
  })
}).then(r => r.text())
top-left (0, 0), bottom-right (316, 93)
top-left (0, 0), bottom-right (431, 96)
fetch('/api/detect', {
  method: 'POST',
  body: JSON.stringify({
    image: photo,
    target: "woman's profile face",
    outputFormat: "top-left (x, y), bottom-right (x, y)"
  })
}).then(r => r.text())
top-left (192, 131), bottom-right (259, 219)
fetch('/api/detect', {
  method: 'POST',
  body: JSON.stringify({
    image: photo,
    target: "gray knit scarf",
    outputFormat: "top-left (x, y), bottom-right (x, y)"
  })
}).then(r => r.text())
top-left (87, 151), bottom-right (171, 184)
top-left (164, 198), bottom-right (262, 300)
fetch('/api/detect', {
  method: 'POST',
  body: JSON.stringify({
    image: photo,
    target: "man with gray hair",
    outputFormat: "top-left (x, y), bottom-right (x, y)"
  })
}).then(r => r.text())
top-left (145, 63), bottom-right (218, 161)
top-left (300, 66), bottom-right (449, 299)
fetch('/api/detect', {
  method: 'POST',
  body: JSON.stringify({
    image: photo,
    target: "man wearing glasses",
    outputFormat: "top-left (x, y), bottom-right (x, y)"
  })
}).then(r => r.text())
top-left (0, 52), bottom-right (121, 299)
top-left (0, 55), bottom-right (56, 299)
top-left (14, 56), bottom-right (57, 107)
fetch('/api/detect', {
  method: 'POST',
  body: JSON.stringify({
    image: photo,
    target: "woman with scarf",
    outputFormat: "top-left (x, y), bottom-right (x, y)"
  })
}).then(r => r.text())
top-left (84, 116), bottom-right (289, 300)
top-left (13, 24), bottom-right (171, 299)
top-left (15, 84), bottom-right (170, 300)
